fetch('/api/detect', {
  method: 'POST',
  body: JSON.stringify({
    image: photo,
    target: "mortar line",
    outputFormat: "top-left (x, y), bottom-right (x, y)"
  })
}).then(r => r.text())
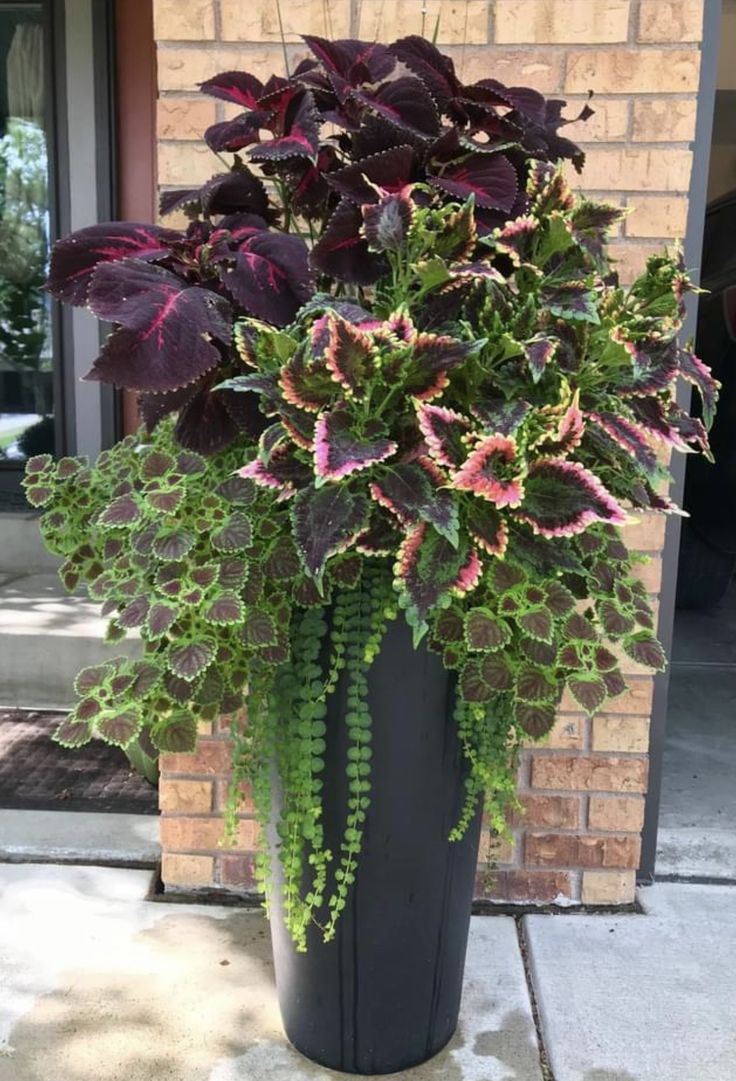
top-left (516, 916), bottom-right (556, 1081)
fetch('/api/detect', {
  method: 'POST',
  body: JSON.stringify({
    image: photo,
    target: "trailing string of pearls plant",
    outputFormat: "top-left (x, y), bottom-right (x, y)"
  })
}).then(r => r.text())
top-left (26, 34), bottom-right (717, 950)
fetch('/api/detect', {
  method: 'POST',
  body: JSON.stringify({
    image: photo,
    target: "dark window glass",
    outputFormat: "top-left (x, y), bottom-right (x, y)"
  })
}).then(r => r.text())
top-left (0, 4), bottom-right (54, 462)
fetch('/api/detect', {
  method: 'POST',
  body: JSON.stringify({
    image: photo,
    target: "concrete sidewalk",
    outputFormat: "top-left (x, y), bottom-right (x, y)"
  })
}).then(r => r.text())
top-left (0, 863), bottom-right (733, 1081)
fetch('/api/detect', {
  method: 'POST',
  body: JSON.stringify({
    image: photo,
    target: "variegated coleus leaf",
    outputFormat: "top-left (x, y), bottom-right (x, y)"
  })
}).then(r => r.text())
top-left (394, 522), bottom-right (482, 639)
top-left (280, 344), bottom-right (336, 414)
top-left (238, 443), bottom-right (312, 500)
top-left (611, 332), bottom-right (679, 396)
top-left (535, 394), bottom-right (585, 457)
top-left (416, 403), bottom-right (471, 468)
top-left (314, 410), bottom-right (397, 481)
top-left (369, 461), bottom-right (459, 545)
top-left (516, 459), bottom-right (627, 538)
top-left (585, 411), bottom-right (659, 478)
top-left (677, 347), bottom-right (720, 429)
top-left (402, 334), bottom-right (481, 401)
top-left (291, 484), bottom-right (369, 582)
top-left (85, 261), bottom-right (232, 392)
top-left (465, 501), bottom-right (508, 556)
top-left (470, 399), bottom-right (531, 436)
top-left (524, 337), bottom-right (557, 382)
top-left (319, 313), bottom-right (376, 396)
top-left (453, 434), bottom-right (525, 508)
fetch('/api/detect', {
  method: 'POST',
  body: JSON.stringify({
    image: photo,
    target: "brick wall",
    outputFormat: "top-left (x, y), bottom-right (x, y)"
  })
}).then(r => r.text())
top-left (153, 0), bottom-right (705, 905)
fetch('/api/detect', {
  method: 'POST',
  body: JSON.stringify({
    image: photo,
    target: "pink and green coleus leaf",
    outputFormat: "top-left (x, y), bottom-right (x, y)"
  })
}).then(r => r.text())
top-left (238, 443), bottom-right (312, 500)
top-left (465, 501), bottom-right (508, 556)
top-left (85, 262), bottom-right (232, 393)
top-left (523, 337), bottom-right (558, 382)
top-left (416, 403), bottom-right (470, 468)
top-left (453, 434), bottom-right (524, 508)
top-left (362, 189), bottom-right (414, 253)
top-left (369, 461), bottom-right (459, 545)
top-left (404, 334), bottom-right (480, 401)
top-left (516, 459), bottom-right (626, 538)
top-left (470, 398), bottom-right (531, 436)
top-left (535, 396), bottom-right (585, 457)
top-left (394, 523), bottom-right (482, 636)
top-left (354, 507), bottom-right (403, 557)
top-left (291, 484), bottom-right (369, 582)
top-left (314, 410), bottom-right (397, 481)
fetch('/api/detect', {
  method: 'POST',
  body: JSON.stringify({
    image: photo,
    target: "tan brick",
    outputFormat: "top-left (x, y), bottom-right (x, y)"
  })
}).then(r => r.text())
top-left (591, 715), bottom-right (650, 754)
top-left (161, 853), bottom-right (215, 888)
top-left (157, 98), bottom-right (217, 141)
top-left (631, 555), bottom-right (662, 594)
top-left (513, 794), bottom-right (581, 829)
top-left (561, 676), bottom-right (653, 717)
top-left (160, 816), bottom-right (258, 852)
top-left (447, 47), bottom-right (562, 91)
top-left (477, 869), bottom-right (573, 903)
top-left (589, 795), bottom-right (646, 833)
top-left (638, 1), bottom-right (704, 43)
top-left (525, 831), bottom-right (641, 868)
top-left (217, 854), bottom-right (257, 889)
top-left (604, 241), bottom-right (660, 285)
top-left (214, 779), bottom-right (254, 814)
top-left (161, 739), bottom-right (232, 777)
top-left (570, 148), bottom-right (693, 192)
top-left (565, 98), bottom-right (629, 143)
top-left (220, 0), bottom-right (351, 42)
top-left (157, 46), bottom-right (286, 92)
top-left (357, 0), bottom-right (487, 45)
top-left (496, 0), bottom-right (629, 44)
top-left (153, 0), bottom-right (215, 40)
top-left (159, 778), bottom-right (213, 814)
top-left (581, 869), bottom-right (636, 904)
top-left (632, 98), bottom-right (698, 143)
top-left (531, 754), bottom-right (648, 793)
top-left (625, 195), bottom-right (689, 239)
top-left (621, 513), bottom-right (666, 552)
top-left (158, 141), bottom-right (220, 186)
top-left (565, 49), bottom-right (700, 95)
top-left (478, 830), bottom-right (516, 865)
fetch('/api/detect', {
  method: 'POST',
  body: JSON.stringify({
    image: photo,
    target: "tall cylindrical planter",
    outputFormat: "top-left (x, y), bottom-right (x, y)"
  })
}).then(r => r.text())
top-left (270, 615), bottom-right (483, 1075)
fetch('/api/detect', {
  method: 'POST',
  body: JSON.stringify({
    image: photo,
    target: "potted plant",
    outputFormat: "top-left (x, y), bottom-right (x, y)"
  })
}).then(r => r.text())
top-left (25, 35), bottom-right (716, 1076)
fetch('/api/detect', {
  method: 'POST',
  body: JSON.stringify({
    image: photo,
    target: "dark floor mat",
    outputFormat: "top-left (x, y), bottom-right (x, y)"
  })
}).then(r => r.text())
top-left (0, 710), bottom-right (158, 814)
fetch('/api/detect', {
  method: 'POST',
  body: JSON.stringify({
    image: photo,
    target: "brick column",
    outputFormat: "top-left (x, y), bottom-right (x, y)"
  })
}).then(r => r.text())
top-left (152, 0), bottom-right (705, 904)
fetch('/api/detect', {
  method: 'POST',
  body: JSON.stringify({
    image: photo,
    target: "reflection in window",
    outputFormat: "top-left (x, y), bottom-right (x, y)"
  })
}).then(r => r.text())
top-left (0, 7), bottom-right (54, 462)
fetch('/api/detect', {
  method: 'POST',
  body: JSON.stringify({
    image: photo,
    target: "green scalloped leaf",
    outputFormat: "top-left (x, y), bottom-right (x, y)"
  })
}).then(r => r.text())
top-left (515, 701), bottom-right (556, 739)
top-left (153, 529), bottom-right (195, 561)
top-left (465, 608), bottom-right (511, 652)
top-left (519, 606), bottom-right (553, 643)
top-left (243, 609), bottom-right (278, 648)
top-left (435, 608), bottom-right (465, 645)
top-left (460, 659), bottom-right (492, 703)
top-left (481, 653), bottom-right (513, 691)
top-left (151, 712), bottom-right (198, 752)
top-left (564, 612), bottom-right (597, 642)
top-left (99, 494), bottom-right (141, 527)
top-left (97, 709), bottom-right (143, 747)
top-left (25, 484), bottom-right (53, 508)
top-left (212, 513), bottom-right (253, 552)
top-left (515, 665), bottom-right (556, 703)
top-left (53, 716), bottom-right (93, 747)
top-left (568, 674), bottom-right (607, 714)
top-left (623, 633), bottom-right (667, 671)
top-left (545, 581), bottom-right (576, 617)
top-left (598, 601), bottom-right (635, 637)
top-left (145, 602), bottom-right (178, 639)
top-left (168, 639), bottom-right (215, 681)
top-left (203, 593), bottom-right (245, 625)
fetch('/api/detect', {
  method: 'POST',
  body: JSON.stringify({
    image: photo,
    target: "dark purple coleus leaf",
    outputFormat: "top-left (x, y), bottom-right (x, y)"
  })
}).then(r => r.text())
top-left (200, 170), bottom-right (271, 218)
top-left (354, 507), bottom-right (402, 556)
top-left (205, 111), bottom-right (267, 152)
top-left (84, 261), bottom-right (231, 393)
top-left (46, 222), bottom-right (181, 305)
top-left (363, 190), bottom-right (414, 252)
top-left (543, 280), bottom-right (600, 324)
top-left (291, 484), bottom-right (369, 581)
top-left (310, 199), bottom-right (388, 284)
top-left (218, 232), bottom-right (312, 326)
top-left (516, 459), bottom-right (626, 538)
top-left (428, 154), bottom-right (518, 212)
top-left (314, 410), bottom-right (397, 481)
top-left (389, 36), bottom-right (460, 107)
top-left (614, 335), bottom-right (679, 396)
top-left (624, 633), bottom-right (667, 671)
top-left (349, 76), bottom-right (440, 137)
top-left (369, 461), bottom-right (459, 545)
top-left (250, 91), bottom-right (321, 163)
top-left (200, 70), bottom-right (264, 108)
top-left (303, 35), bottom-right (395, 82)
top-left (327, 146), bottom-right (416, 204)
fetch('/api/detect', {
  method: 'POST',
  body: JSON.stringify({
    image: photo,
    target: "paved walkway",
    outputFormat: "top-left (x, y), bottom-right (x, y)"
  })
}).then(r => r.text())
top-left (0, 863), bottom-right (732, 1081)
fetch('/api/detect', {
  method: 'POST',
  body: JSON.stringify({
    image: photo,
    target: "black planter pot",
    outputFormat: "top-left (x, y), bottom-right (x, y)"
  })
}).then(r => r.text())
top-left (270, 615), bottom-right (482, 1075)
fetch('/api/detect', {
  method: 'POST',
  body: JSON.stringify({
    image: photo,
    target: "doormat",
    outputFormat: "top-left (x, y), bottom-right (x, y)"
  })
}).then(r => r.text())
top-left (0, 710), bottom-right (158, 814)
